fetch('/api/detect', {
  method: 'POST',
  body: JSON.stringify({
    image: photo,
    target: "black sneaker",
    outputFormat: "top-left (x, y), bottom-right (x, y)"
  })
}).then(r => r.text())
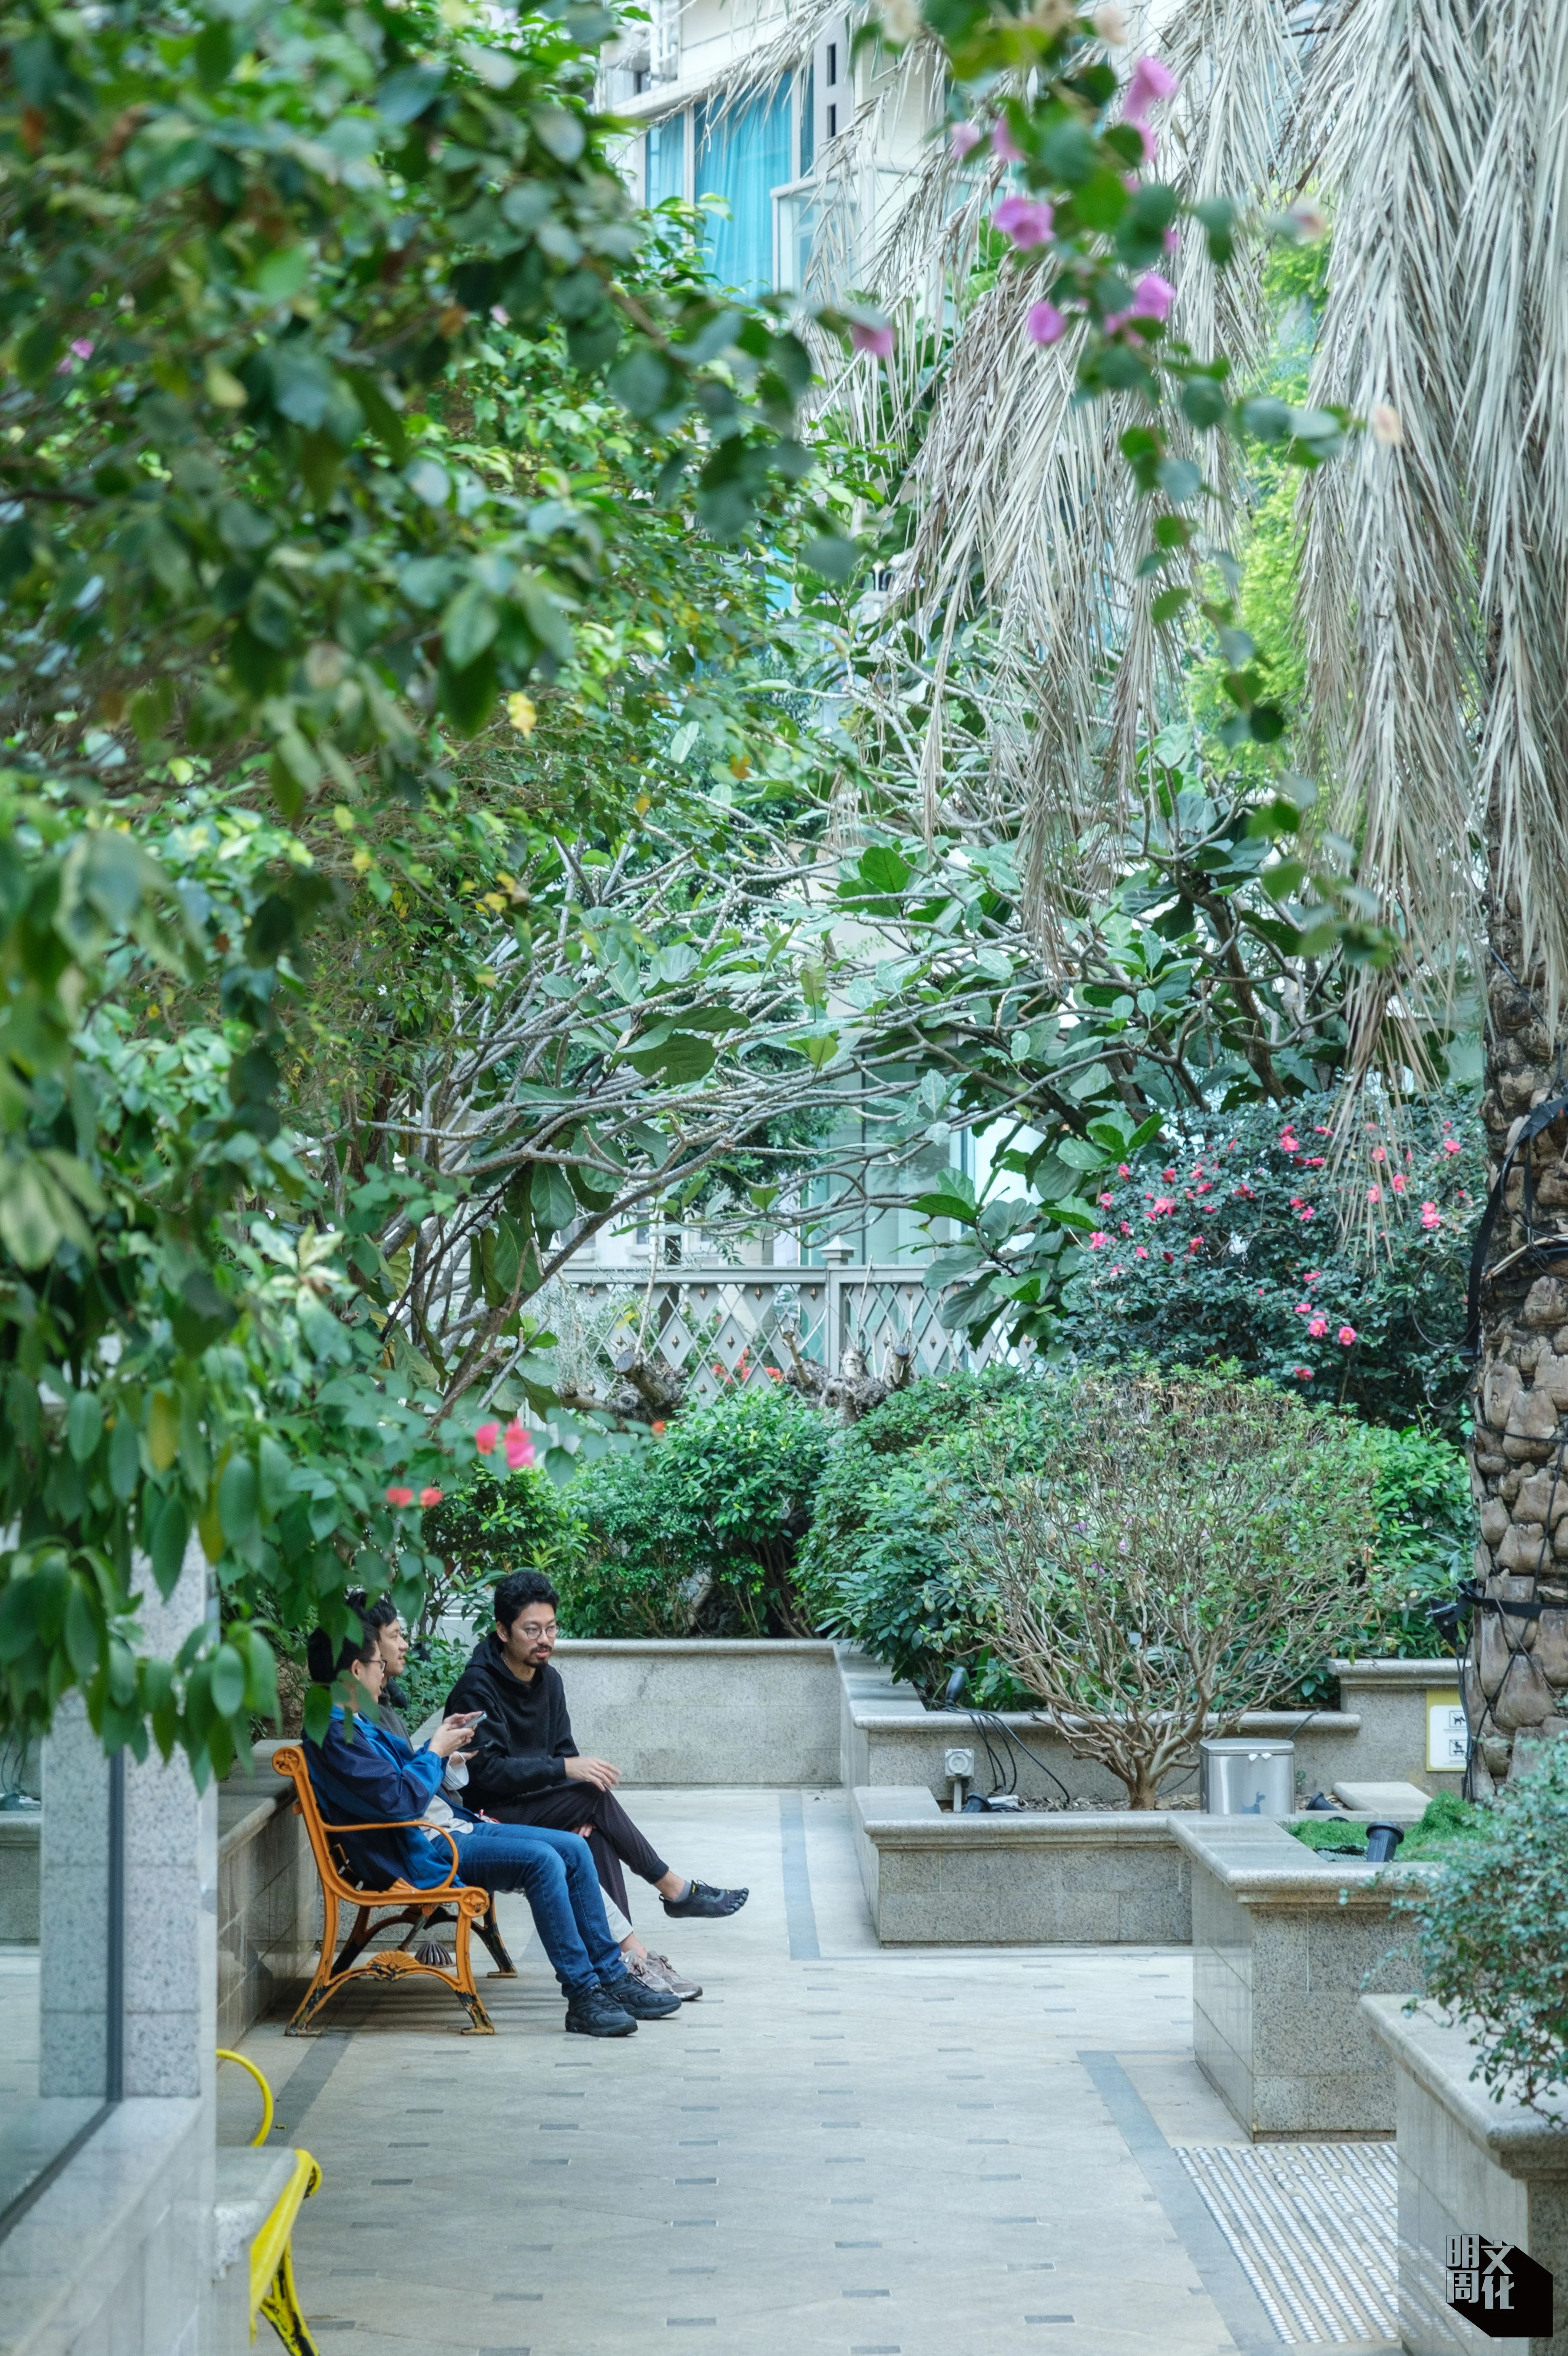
top-left (565, 1987), bottom-right (637, 2037)
top-left (607, 1973), bottom-right (681, 2019)
top-left (662, 1880), bottom-right (749, 1920)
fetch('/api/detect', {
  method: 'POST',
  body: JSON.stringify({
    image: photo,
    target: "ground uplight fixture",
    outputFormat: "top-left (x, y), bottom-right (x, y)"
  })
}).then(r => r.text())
top-left (1364, 1821), bottom-right (1405, 1864)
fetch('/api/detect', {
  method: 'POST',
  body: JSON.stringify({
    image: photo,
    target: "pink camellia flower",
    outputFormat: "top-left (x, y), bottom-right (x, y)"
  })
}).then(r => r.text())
top-left (992, 115), bottom-right (1024, 162)
top-left (1134, 1245), bottom-right (1149, 1259)
top-left (1298, 1206), bottom-right (1316, 1220)
top-left (1117, 1162), bottom-right (1131, 1178)
top-left (1304, 1155), bottom-right (1325, 1166)
top-left (1150, 1196), bottom-right (1175, 1217)
top-left (1161, 1165), bottom-right (1176, 1181)
top-left (1367, 1184), bottom-right (1382, 1203)
top-left (475, 1420), bottom-right (500, 1455)
top-left (1027, 299), bottom-right (1067, 347)
top-left (1098, 1191), bottom-right (1114, 1208)
top-left (1188, 1235), bottom-right (1203, 1251)
top-left (1420, 1201), bottom-right (1441, 1230)
top-left (1088, 1231), bottom-right (1110, 1249)
top-left (1304, 1269), bottom-right (1323, 1284)
top-left (1337, 1324), bottom-right (1357, 1346)
top-left (503, 1420), bottom-right (535, 1470)
top-left (851, 319), bottom-right (895, 361)
top-left (1123, 53), bottom-right (1179, 122)
top-left (1295, 1366), bottom-right (1313, 1381)
top-left (1110, 1265), bottom-right (1123, 1278)
top-left (1391, 1171), bottom-right (1407, 1194)
top-left (1294, 1302), bottom-right (1312, 1316)
top-left (1119, 1220), bottom-right (1131, 1236)
top-left (1278, 1130), bottom-right (1300, 1153)
top-left (994, 194), bottom-right (1055, 248)
top-left (1442, 1138), bottom-right (1461, 1154)
top-left (419, 1486), bottom-right (443, 1508)
top-left (951, 120), bottom-right (983, 158)
top-left (385, 1484), bottom-right (414, 1508)
top-left (1371, 1145), bottom-right (1386, 1162)
top-left (71, 337), bottom-right (94, 360)
top-left (1308, 1315), bottom-right (1328, 1338)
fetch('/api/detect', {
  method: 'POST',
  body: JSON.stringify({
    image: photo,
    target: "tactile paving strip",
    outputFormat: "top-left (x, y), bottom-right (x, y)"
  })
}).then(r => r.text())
top-left (1173, 2142), bottom-right (1398, 2343)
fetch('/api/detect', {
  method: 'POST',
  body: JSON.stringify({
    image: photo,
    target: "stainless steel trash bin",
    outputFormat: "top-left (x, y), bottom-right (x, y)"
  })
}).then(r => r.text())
top-left (1199, 1738), bottom-right (1295, 1816)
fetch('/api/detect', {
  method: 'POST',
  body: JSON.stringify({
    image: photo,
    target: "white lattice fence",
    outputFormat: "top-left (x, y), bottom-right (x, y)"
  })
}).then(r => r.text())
top-left (557, 1265), bottom-right (1020, 1401)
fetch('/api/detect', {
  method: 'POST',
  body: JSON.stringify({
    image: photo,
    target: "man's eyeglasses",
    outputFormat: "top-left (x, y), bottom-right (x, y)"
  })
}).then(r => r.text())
top-left (516, 1621), bottom-right (558, 1640)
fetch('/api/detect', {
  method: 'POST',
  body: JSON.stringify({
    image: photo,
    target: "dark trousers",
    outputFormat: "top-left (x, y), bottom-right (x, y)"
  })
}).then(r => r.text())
top-left (484, 1783), bottom-right (670, 1921)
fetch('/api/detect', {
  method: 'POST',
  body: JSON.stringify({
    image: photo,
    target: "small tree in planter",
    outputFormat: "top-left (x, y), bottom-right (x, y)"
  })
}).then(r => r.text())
top-left (1405, 1740), bottom-right (1568, 2110)
top-left (957, 1369), bottom-right (1377, 1807)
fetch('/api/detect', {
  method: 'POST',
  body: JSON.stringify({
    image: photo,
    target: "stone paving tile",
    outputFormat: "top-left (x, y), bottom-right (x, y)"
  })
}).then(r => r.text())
top-left (234, 1789), bottom-right (1247, 2356)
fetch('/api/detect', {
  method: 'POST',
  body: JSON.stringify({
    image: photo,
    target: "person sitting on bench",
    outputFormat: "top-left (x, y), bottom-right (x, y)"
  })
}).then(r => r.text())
top-left (444, 1572), bottom-right (748, 2003)
top-left (302, 1619), bottom-right (681, 2038)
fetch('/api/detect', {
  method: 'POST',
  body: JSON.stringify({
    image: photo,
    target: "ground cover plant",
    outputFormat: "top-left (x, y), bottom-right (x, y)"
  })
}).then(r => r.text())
top-left (1289, 1793), bottom-right (1487, 1863)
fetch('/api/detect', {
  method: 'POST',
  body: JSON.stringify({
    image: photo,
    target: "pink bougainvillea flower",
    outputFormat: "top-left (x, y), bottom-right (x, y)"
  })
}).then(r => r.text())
top-left (1027, 299), bottom-right (1067, 347)
top-left (1420, 1202), bottom-right (1441, 1230)
top-left (1129, 270), bottom-right (1176, 323)
top-left (385, 1484), bottom-right (414, 1508)
top-left (1337, 1324), bottom-right (1357, 1346)
top-left (992, 115), bottom-right (1024, 162)
top-left (1134, 1245), bottom-right (1149, 1259)
top-left (1088, 1231), bottom-right (1110, 1249)
top-left (475, 1420), bottom-right (500, 1455)
top-left (419, 1486), bottom-right (443, 1508)
top-left (994, 194), bottom-right (1055, 248)
top-left (851, 320), bottom-right (895, 360)
top-left (1308, 1316), bottom-right (1328, 1339)
top-left (503, 1420), bottom-right (535, 1470)
top-left (950, 119), bottom-right (983, 158)
top-left (1123, 53), bottom-right (1179, 121)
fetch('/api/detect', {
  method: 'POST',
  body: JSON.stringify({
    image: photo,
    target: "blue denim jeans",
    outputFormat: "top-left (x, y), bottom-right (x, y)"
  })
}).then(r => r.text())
top-left (454, 1821), bottom-right (628, 1997)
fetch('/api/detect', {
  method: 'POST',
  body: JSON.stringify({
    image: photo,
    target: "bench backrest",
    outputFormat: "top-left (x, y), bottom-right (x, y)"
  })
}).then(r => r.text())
top-left (271, 1742), bottom-right (407, 1902)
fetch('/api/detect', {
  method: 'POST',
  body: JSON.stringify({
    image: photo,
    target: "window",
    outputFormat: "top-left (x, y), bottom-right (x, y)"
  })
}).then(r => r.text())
top-left (645, 111), bottom-right (687, 208)
top-left (694, 86), bottom-right (792, 295)
top-left (0, 1733), bottom-right (123, 2239)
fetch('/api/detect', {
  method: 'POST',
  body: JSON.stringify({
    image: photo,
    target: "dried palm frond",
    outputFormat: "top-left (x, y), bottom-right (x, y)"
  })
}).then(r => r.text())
top-left (1293, 0), bottom-right (1486, 1058)
top-left (821, 0), bottom-right (1301, 937)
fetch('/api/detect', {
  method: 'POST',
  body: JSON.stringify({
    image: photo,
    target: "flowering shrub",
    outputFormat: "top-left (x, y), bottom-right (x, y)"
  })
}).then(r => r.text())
top-left (1055, 1093), bottom-right (1484, 1431)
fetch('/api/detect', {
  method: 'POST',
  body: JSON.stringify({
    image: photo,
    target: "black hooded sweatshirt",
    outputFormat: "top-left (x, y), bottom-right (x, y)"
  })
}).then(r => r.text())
top-left (443, 1633), bottom-right (579, 1804)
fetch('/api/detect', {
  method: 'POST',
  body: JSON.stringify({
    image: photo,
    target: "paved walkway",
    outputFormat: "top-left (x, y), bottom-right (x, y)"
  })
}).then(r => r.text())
top-left (226, 1791), bottom-right (1397, 2356)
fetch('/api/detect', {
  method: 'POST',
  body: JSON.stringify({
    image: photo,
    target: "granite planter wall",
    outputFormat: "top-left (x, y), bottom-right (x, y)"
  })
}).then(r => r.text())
top-left (842, 1651), bottom-right (1464, 1809)
top-left (0, 1814), bottom-right (40, 1942)
top-left (216, 1769), bottom-right (317, 2046)
top-left (550, 1638), bottom-right (842, 1786)
top-left (851, 1785), bottom-right (1191, 1945)
top-left (1173, 1815), bottom-right (1425, 2141)
top-left (1365, 1996), bottom-right (1568, 2355)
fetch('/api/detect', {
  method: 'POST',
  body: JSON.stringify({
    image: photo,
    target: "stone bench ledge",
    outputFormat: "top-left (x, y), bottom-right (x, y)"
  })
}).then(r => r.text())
top-left (853, 1786), bottom-right (1178, 1849)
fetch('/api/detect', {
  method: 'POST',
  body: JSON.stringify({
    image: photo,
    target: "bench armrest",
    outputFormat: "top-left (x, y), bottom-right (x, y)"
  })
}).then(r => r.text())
top-left (319, 1819), bottom-right (462, 1887)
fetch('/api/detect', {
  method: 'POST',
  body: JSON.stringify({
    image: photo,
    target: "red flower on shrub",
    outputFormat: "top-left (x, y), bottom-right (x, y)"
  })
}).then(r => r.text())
top-left (419, 1487), bottom-right (443, 1508)
top-left (504, 1421), bottom-right (534, 1469)
top-left (475, 1421), bottom-right (500, 1455)
top-left (385, 1484), bottom-right (414, 1507)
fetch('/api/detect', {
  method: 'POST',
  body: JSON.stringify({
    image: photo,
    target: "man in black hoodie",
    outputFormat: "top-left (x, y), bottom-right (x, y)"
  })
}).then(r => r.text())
top-left (445, 1571), bottom-right (748, 1997)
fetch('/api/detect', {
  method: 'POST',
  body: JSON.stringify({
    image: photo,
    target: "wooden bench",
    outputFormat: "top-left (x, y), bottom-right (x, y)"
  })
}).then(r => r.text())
top-left (272, 1743), bottom-right (516, 2036)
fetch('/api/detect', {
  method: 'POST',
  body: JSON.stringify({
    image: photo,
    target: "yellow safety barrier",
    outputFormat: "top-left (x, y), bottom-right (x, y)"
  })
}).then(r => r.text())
top-left (217, 2052), bottom-right (322, 2355)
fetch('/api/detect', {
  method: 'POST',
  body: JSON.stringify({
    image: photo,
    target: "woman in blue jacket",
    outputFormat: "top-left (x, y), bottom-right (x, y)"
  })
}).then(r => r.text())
top-left (303, 1621), bottom-right (679, 2038)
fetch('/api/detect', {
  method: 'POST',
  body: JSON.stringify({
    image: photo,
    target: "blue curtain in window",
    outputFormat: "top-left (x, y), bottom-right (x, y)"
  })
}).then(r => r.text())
top-left (694, 86), bottom-right (792, 294)
top-left (646, 113), bottom-right (686, 207)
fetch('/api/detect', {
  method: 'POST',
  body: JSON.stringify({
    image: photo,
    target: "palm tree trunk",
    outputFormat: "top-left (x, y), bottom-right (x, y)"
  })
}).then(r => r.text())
top-left (1464, 819), bottom-right (1568, 1793)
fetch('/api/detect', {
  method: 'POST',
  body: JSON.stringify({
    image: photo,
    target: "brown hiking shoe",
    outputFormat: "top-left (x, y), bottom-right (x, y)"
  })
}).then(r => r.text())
top-left (638, 1948), bottom-right (702, 2002)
